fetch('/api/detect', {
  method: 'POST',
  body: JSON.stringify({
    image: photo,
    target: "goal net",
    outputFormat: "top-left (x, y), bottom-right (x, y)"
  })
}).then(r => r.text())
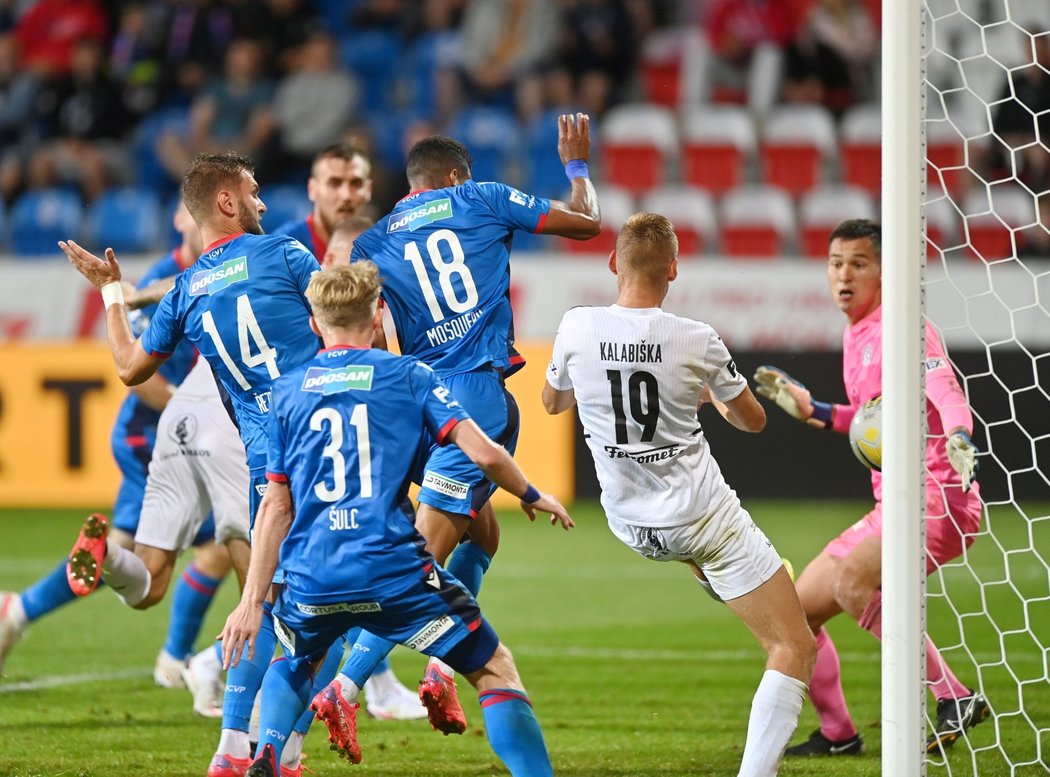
top-left (919, 0), bottom-right (1050, 774)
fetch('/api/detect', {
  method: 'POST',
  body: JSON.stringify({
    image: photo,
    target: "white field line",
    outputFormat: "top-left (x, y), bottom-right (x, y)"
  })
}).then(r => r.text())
top-left (2, 643), bottom-right (1040, 695)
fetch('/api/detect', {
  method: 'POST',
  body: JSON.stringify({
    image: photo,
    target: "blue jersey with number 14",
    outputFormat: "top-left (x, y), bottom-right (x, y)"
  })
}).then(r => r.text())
top-left (266, 347), bottom-right (470, 602)
top-left (350, 180), bottom-right (550, 376)
top-left (140, 232), bottom-right (320, 469)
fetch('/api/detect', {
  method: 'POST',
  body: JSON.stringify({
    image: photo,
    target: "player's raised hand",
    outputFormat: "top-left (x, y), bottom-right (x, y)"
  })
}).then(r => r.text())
top-left (946, 430), bottom-right (979, 492)
top-left (520, 490), bottom-right (575, 531)
top-left (218, 600), bottom-right (264, 670)
top-left (558, 112), bottom-right (591, 166)
top-left (753, 366), bottom-right (814, 420)
top-left (59, 240), bottom-right (122, 289)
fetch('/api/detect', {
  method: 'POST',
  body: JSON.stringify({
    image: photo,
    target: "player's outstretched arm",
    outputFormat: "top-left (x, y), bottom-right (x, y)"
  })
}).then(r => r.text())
top-left (752, 365), bottom-right (833, 430)
top-left (219, 481), bottom-right (293, 669)
top-left (699, 384), bottom-right (766, 432)
top-left (447, 419), bottom-right (575, 530)
top-left (59, 240), bottom-right (166, 385)
top-left (541, 112), bottom-right (601, 240)
top-left (541, 382), bottom-right (576, 414)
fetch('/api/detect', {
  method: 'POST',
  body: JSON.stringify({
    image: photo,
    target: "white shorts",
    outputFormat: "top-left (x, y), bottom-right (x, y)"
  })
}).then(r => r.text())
top-left (134, 398), bottom-right (250, 553)
top-left (607, 492), bottom-right (782, 601)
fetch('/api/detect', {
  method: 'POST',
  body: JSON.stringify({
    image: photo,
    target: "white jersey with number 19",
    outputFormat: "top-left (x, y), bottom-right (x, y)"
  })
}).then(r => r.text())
top-left (546, 305), bottom-right (748, 529)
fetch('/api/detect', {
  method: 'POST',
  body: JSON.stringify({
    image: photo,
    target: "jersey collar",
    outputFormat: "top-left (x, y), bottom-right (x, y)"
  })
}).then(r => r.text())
top-left (397, 188), bottom-right (433, 205)
top-left (202, 232), bottom-right (244, 253)
top-left (306, 213), bottom-right (327, 261)
top-left (319, 344), bottom-right (370, 353)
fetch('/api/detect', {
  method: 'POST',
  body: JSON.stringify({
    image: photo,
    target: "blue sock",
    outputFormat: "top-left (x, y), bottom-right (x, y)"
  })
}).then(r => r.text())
top-left (291, 636), bottom-right (346, 735)
top-left (21, 560), bottom-right (101, 622)
top-left (163, 563), bottom-right (223, 659)
top-left (256, 657), bottom-right (313, 765)
top-left (338, 627), bottom-right (396, 687)
top-left (446, 541), bottom-right (492, 597)
top-left (222, 603), bottom-right (278, 731)
top-left (479, 689), bottom-right (553, 777)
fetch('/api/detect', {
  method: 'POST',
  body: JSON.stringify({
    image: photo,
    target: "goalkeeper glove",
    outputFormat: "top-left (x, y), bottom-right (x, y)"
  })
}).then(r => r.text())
top-left (946, 431), bottom-right (979, 492)
top-left (752, 365), bottom-right (834, 429)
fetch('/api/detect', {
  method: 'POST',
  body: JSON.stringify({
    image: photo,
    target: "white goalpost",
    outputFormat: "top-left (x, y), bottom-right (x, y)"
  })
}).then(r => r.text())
top-left (887, 0), bottom-right (1050, 775)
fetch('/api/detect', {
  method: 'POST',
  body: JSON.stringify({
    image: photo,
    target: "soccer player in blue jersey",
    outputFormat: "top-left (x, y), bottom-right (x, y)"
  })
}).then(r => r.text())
top-left (0, 201), bottom-right (231, 689)
top-left (272, 142), bottom-right (373, 262)
top-left (219, 263), bottom-right (573, 777)
top-left (328, 112), bottom-right (600, 734)
top-left (60, 152), bottom-right (329, 777)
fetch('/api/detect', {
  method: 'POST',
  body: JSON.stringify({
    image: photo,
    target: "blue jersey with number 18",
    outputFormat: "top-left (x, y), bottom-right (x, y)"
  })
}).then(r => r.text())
top-left (140, 232), bottom-right (320, 468)
top-left (266, 347), bottom-right (470, 602)
top-left (350, 180), bottom-right (550, 376)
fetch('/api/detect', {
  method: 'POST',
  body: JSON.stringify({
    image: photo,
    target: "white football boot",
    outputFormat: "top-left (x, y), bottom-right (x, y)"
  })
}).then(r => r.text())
top-left (0, 592), bottom-right (27, 676)
top-left (183, 646), bottom-right (224, 717)
top-left (364, 668), bottom-right (428, 720)
top-left (153, 649), bottom-right (189, 689)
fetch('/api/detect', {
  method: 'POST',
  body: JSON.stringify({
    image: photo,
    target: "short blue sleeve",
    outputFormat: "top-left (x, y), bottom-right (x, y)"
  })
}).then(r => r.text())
top-left (411, 362), bottom-right (471, 445)
top-left (477, 181), bottom-right (551, 233)
top-left (283, 238), bottom-right (318, 297)
top-left (265, 382), bottom-right (289, 481)
top-left (139, 284), bottom-right (184, 357)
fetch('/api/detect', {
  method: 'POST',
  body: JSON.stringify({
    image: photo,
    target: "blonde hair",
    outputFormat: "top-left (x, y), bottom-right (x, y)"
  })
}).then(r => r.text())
top-left (615, 212), bottom-right (678, 282)
top-left (306, 262), bottom-right (382, 330)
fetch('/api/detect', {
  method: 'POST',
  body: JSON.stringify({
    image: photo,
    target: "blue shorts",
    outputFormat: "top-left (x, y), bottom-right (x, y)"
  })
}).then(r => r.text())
top-left (111, 430), bottom-right (216, 545)
top-left (271, 563), bottom-right (499, 675)
top-left (417, 368), bottom-right (520, 518)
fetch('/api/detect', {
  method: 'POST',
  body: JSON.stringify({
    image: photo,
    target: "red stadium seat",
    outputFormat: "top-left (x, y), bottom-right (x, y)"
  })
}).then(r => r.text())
top-left (640, 30), bottom-right (685, 107)
top-left (681, 104), bottom-right (756, 196)
top-left (926, 119), bottom-right (966, 195)
top-left (719, 185), bottom-right (796, 258)
top-left (798, 184), bottom-right (877, 259)
top-left (925, 192), bottom-right (962, 258)
top-left (562, 185), bottom-right (635, 256)
top-left (599, 104), bottom-right (679, 195)
top-left (760, 105), bottom-right (837, 197)
top-left (641, 185), bottom-right (717, 257)
top-left (840, 102), bottom-right (882, 195)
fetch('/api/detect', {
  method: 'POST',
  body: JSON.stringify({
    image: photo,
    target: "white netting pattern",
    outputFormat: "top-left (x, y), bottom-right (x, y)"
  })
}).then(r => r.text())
top-left (923, 0), bottom-right (1050, 774)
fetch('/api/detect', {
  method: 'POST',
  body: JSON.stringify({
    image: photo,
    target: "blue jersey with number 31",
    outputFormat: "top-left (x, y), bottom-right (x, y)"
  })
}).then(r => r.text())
top-left (140, 232), bottom-right (320, 468)
top-left (350, 180), bottom-right (550, 376)
top-left (266, 347), bottom-right (470, 602)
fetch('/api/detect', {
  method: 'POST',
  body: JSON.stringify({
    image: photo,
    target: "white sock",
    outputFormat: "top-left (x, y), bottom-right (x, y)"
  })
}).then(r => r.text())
top-left (8, 594), bottom-right (27, 629)
top-left (363, 667), bottom-right (398, 700)
top-left (217, 728), bottom-right (250, 759)
top-left (101, 545), bottom-right (151, 607)
top-left (335, 672), bottom-right (362, 704)
top-left (281, 731), bottom-right (306, 768)
top-left (737, 670), bottom-right (807, 777)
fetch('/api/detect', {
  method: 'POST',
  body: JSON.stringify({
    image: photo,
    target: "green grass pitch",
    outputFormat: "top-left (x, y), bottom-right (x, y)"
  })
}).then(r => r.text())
top-left (0, 502), bottom-right (1046, 776)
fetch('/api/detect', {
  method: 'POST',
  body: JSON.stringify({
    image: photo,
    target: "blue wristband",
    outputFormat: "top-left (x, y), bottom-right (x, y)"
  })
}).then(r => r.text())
top-left (522, 484), bottom-right (541, 504)
top-left (810, 400), bottom-right (834, 428)
top-left (564, 160), bottom-right (589, 180)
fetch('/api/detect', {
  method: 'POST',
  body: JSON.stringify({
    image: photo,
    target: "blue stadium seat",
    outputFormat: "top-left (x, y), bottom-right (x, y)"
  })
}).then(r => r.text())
top-left (260, 184), bottom-right (311, 233)
top-left (131, 107), bottom-right (188, 193)
top-left (522, 107), bottom-right (588, 199)
top-left (446, 106), bottom-right (521, 184)
top-left (10, 189), bottom-right (83, 257)
top-left (87, 186), bottom-right (163, 254)
top-left (0, 198), bottom-right (6, 250)
top-left (339, 30), bottom-right (404, 113)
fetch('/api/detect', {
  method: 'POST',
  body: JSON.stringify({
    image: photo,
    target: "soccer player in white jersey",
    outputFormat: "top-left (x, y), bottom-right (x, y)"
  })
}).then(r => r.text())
top-left (62, 358), bottom-right (252, 718)
top-left (542, 212), bottom-right (816, 777)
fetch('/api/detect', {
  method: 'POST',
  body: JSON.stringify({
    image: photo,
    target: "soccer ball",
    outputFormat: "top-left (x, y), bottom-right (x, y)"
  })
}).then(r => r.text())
top-left (849, 396), bottom-right (882, 471)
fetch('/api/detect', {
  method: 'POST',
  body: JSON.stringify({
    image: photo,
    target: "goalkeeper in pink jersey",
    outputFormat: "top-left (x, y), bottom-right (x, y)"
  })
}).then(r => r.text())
top-left (752, 219), bottom-right (988, 757)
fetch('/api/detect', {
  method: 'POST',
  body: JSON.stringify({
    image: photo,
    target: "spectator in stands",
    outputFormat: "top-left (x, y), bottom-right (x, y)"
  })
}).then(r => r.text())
top-left (239, 0), bottom-right (324, 76)
top-left (691, 0), bottom-right (801, 118)
top-left (14, 0), bottom-right (108, 77)
top-left (456, 0), bottom-right (560, 121)
top-left (109, 2), bottom-right (166, 120)
top-left (27, 38), bottom-right (131, 202)
top-left (545, 0), bottom-right (638, 118)
top-left (152, 0), bottom-right (241, 105)
top-left (156, 37), bottom-right (276, 182)
top-left (782, 0), bottom-right (877, 116)
top-left (0, 32), bottom-right (42, 203)
top-left (991, 30), bottom-right (1050, 193)
top-left (273, 29), bottom-right (358, 177)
